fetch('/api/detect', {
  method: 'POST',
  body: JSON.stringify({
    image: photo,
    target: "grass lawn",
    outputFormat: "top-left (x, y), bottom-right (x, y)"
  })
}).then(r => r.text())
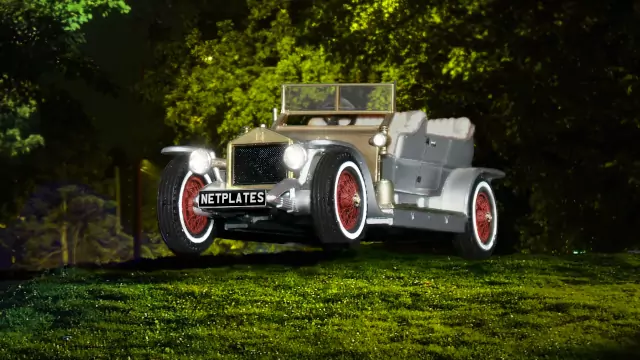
top-left (0, 243), bottom-right (639, 360)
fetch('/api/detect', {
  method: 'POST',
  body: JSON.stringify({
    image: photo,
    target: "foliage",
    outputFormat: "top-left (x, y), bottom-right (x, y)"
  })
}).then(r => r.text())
top-left (8, 185), bottom-right (128, 269)
top-left (0, 88), bottom-right (112, 226)
top-left (0, 0), bottom-right (130, 157)
top-left (0, 246), bottom-right (639, 358)
top-left (141, 0), bottom-right (640, 253)
top-left (142, 0), bottom-right (343, 148)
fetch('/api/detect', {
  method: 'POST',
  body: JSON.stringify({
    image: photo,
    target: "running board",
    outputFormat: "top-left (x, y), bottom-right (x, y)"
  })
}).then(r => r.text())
top-left (366, 217), bottom-right (394, 225)
top-left (392, 205), bottom-right (468, 233)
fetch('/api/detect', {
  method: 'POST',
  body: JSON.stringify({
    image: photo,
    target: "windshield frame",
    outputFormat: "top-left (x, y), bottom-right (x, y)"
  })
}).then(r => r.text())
top-left (279, 83), bottom-right (396, 116)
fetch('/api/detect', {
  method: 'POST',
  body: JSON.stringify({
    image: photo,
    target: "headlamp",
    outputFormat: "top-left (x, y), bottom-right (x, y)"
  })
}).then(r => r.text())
top-left (188, 149), bottom-right (212, 175)
top-left (283, 144), bottom-right (307, 170)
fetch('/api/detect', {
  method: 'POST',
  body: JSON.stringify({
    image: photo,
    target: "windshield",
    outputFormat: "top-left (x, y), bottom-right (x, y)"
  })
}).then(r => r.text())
top-left (281, 83), bottom-right (395, 113)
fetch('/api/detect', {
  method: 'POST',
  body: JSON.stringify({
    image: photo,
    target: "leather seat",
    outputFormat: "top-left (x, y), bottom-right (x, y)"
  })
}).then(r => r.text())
top-left (425, 117), bottom-right (475, 139)
top-left (307, 118), bottom-right (327, 126)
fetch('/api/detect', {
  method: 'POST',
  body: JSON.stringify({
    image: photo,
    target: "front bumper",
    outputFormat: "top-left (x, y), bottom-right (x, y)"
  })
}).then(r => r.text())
top-left (193, 178), bottom-right (310, 216)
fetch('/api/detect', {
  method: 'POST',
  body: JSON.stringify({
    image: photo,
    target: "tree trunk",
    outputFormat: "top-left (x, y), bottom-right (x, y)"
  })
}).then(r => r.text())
top-left (60, 195), bottom-right (69, 266)
top-left (133, 160), bottom-right (142, 260)
top-left (71, 228), bottom-right (80, 265)
top-left (115, 165), bottom-right (121, 234)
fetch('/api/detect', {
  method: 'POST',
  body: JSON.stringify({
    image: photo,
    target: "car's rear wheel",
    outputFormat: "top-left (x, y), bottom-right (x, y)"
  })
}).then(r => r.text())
top-left (453, 178), bottom-right (498, 260)
top-left (157, 156), bottom-right (217, 256)
top-left (311, 152), bottom-right (368, 250)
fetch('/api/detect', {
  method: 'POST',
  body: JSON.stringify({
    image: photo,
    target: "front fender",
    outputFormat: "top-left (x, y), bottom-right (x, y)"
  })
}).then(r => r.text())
top-left (161, 146), bottom-right (212, 155)
top-left (160, 146), bottom-right (225, 182)
top-left (305, 140), bottom-right (387, 218)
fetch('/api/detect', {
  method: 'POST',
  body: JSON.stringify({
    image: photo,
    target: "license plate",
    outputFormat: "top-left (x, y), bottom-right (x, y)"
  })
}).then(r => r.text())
top-left (198, 190), bottom-right (267, 208)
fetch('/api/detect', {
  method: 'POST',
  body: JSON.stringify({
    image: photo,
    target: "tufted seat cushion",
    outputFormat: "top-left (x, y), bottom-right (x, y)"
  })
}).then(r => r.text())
top-left (353, 116), bottom-right (384, 126)
top-left (425, 117), bottom-right (475, 139)
top-left (307, 117), bottom-right (327, 126)
top-left (387, 111), bottom-right (427, 156)
top-left (307, 117), bottom-right (354, 126)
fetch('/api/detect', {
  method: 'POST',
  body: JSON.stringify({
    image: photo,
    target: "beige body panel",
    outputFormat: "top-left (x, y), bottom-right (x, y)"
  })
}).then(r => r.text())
top-left (274, 125), bottom-right (380, 177)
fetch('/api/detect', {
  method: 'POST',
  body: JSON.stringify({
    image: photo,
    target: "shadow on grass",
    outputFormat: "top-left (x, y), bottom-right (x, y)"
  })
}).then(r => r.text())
top-left (366, 230), bottom-right (457, 256)
top-left (0, 239), bottom-right (449, 286)
top-left (545, 254), bottom-right (640, 284)
top-left (561, 334), bottom-right (640, 360)
top-left (79, 249), bottom-right (356, 272)
top-left (0, 269), bottom-right (48, 295)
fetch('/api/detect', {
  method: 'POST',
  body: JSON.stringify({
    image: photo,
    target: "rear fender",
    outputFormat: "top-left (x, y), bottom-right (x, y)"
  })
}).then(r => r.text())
top-left (305, 140), bottom-right (387, 218)
top-left (427, 167), bottom-right (505, 217)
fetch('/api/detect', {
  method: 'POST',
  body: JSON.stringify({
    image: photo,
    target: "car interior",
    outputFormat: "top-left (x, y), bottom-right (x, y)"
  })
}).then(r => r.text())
top-left (306, 116), bottom-right (385, 126)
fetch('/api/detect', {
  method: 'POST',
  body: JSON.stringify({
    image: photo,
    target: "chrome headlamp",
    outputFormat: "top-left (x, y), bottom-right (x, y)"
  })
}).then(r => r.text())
top-left (188, 149), bottom-right (212, 175)
top-left (283, 144), bottom-right (307, 170)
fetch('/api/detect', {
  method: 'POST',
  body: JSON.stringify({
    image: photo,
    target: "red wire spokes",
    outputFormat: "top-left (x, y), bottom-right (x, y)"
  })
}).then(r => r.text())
top-left (181, 176), bottom-right (208, 234)
top-left (336, 171), bottom-right (360, 230)
top-left (475, 192), bottom-right (492, 242)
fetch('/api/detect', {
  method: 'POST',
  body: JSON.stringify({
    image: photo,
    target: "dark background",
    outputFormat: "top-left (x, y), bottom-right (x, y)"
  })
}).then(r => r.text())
top-left (0, 0), bottom-right (638, 270)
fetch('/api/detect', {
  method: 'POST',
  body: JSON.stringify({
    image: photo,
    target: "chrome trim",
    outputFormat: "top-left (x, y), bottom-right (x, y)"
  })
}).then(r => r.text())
top-left (161, 146), bottom-right (200, 154)
top-left (266, 179), bottom-right (300, 201)
top-left (201, 181), bottom-right (227, 191)
top-left (265, 179), bottom-right (311, 214)
top-left (298, 149), bottom-right (321, 185)
top-left (366, 218), bottom-right (393, 225)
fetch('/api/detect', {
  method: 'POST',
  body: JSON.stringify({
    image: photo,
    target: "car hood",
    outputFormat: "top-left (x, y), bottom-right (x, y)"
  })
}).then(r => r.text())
top-left (228, 126), bottom-right (380, 179)
top-left (275, 126), bottom-right (379, 176)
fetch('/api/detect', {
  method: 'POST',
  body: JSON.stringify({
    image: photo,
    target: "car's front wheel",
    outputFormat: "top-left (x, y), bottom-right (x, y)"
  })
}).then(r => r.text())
top-left (157, 156), bottom-right (217, 256)
top-left (310, 151), bottom-right (368, 250)
top-left (453, 178), bottom-right (498, 260)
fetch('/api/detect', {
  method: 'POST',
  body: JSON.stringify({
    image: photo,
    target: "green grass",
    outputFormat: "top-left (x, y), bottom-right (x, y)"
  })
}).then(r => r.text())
top-left (1, 243), bottom-right (639, 360)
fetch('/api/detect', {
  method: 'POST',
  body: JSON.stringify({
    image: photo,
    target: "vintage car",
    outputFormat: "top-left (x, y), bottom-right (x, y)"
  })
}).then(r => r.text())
top-left (157, 83), bottom-right (504, 259)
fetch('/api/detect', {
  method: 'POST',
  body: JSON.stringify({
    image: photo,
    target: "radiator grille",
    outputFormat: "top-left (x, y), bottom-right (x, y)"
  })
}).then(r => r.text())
top-left (232, 143), bottom-right (288, 186)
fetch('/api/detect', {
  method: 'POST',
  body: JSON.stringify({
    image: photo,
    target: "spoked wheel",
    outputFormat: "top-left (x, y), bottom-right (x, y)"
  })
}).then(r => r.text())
top-left (453, 178), bottom-right (498, 260)
top-left (311, 151), bottom-right (367, 251)
top-left (474, 192), bottom-right (493, 244)
top-left (180, 175), bottom-right (210, 239)
top-left (157, 157), bottom-right (216, 256)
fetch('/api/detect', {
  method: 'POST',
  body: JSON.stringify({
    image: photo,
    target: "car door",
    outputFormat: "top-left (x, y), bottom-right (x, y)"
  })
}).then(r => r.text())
top-left (415, 134), bottom-right (449, 191)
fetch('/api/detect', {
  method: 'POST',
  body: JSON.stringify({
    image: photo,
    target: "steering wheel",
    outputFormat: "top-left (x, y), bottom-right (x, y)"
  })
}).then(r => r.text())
top-left (319, 96), bottom-right (357, 125)
top-left (325, 116), bottom-right (357, 126)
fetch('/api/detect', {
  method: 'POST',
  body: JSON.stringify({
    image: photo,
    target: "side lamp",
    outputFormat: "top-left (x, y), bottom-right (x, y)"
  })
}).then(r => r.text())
top-left (369, 125), bottom-right (390, 155)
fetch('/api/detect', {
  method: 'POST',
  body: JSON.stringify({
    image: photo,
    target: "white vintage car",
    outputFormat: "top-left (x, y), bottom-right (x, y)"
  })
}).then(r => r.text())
top-left (157, 83), bottom-right (504, 259)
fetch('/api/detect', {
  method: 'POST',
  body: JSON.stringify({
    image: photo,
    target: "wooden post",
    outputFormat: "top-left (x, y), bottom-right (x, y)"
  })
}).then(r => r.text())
top-left (133, 160), bottom-right (142, 260)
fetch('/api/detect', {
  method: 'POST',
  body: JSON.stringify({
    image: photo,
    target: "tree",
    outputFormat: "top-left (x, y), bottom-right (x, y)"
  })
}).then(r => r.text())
top-left (0, 0), bottom-right (130, 157)
top-left (141, 0), bottom-right (343, 149)
top-left (9, 185), bottom-right (129, 269)
top-left (300, 0), bottom-right (640, 252)
top-left (142, 0), bottom-right (640, 253)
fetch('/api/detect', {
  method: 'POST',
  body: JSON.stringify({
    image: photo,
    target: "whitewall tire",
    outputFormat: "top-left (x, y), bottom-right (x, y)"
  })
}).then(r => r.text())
top-left (157, 157), bottom-right (217, 256)
top-left (311, 152), bottom-right (368, 250)
top-left (454, 178), bottom-right (498, 260)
